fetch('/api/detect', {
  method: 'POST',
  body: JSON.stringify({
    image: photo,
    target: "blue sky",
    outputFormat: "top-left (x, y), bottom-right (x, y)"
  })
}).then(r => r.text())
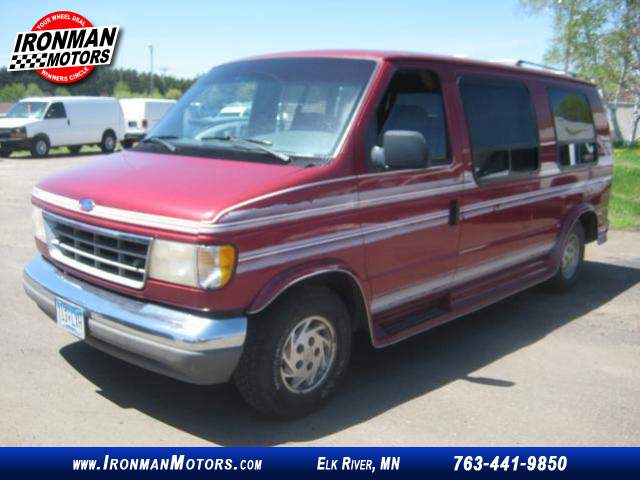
top-left (1, 0), bottom-right (553, 78)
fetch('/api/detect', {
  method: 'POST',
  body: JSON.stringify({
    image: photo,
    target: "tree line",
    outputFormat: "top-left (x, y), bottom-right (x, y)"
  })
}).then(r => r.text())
top-left (521, 0), bottom-right (639, 142)
top-left (0, 67), bottom-right (195, 102)
top-left (520, 0), bottom-right (639, 103)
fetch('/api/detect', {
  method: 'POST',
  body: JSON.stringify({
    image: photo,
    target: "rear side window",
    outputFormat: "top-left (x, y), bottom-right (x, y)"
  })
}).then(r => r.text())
top-left (366, 69), bottom-right (450, 170)
top-left (548, 88), bottom-right (597, 166)
top-left (459, 77), bottom-right (539, 180)
top-left (45, 102), bottom-right (67, 119)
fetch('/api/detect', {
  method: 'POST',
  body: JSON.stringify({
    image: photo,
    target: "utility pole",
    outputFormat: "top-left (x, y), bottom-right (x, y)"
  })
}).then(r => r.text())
top-left (148, 44), bottom-right (154, 95)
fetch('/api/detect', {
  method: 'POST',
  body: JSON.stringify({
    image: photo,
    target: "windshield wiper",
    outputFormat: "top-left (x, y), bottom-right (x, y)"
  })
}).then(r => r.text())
top-left (141, 135), bottom-right (177, 152)
top-left (199, 135), bottom-right (290, 163)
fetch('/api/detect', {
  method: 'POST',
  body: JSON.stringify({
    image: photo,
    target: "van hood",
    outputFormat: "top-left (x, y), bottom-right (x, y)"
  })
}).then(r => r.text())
top-left (0, 117), bottom-right (36, 129)
top-left (35, 150), bottom-right (311, 230)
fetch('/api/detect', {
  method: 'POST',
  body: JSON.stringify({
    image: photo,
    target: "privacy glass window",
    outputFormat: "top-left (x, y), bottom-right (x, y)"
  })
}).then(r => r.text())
top-left (548, 88), bottom-right (597, 166)
top-left (366, 69), bottom-right (449, 170)
top-left (459, 77), bottom-right (539, 179)
top-left (45, 102), bottom-right (66, 119)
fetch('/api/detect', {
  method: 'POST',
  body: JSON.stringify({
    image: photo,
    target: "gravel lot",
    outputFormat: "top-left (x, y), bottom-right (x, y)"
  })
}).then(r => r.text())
top-left (1, 152), bottom-right (639, 446)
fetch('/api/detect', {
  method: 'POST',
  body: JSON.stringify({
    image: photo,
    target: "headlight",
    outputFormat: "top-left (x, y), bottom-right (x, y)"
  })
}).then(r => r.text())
top-left (148, 240), bottom-right (236, 289)
top-left (11, 127), bottom-right (26, 139)
top-left (31, 206), bottom-right (47, 243)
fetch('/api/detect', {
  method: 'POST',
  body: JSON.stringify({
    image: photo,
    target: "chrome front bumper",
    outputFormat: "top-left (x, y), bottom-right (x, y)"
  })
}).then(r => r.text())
top-left (23, 255), bottom-right (247, 385)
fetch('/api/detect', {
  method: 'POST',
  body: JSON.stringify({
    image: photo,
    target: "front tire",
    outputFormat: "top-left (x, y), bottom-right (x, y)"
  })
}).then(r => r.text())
top-left (546, 222), bottom-right (585, 292)
top-left (30, 136), bottom-right (50, 158)
top-left (100, 131), bottom-right (117, 153)
top-left (234, 286), bottom-right (352, 418)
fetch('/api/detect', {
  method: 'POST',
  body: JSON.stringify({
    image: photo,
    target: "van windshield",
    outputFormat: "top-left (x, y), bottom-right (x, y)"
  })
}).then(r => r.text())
top-left (6, 101), bottom-right (48, 119)
top-left (141, 58), bottom-right (376, 163)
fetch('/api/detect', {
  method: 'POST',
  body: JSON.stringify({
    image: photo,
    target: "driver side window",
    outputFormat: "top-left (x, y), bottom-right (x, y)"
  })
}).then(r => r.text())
top-left (45, 102), bottom-right (67, 119)
top-left (366, 69), bottom-right (450, 171)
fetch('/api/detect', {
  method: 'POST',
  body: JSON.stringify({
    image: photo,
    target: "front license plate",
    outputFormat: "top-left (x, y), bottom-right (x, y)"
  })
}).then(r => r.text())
top-left (55, 298), bottom-right (86, 340)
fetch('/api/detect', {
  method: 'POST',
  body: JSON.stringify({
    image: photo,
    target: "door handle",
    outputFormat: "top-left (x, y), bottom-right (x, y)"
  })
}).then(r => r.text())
top-left (449, 199), bottom-right (459, 226)
top-left (67, 119), bottom-right (70, 126)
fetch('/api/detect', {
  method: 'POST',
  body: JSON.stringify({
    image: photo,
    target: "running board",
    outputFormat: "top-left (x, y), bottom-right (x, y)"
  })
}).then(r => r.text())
top-left (381, 306), bottom-right (448, 336)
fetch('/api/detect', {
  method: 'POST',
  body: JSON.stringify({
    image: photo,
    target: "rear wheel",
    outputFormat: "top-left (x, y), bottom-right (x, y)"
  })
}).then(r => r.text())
top-left (546, 222), bottom-right (585, 292)
top-left (68, 145), bottom-right (81, 154)
top-left (100, 131), bottom-right (117, 153)
top-left (30, 136), bottom-right (50, 158)
top-left (234, 286), bottom-right (352, 418)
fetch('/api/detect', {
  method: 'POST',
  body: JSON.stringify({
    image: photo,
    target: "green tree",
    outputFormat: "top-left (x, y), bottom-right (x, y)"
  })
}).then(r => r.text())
top-left (53, 87), bottom-right (70, 96)
top-left (520, 0), bottom-right (639, 102)
top-left (24, 82), bottom-right (44, 98)
top-left (0, 83), bottom-right (26, 102)
top-left (112, 80), bottom-right (133, 98)
top-left (164, 87), bottom-right (182, 100)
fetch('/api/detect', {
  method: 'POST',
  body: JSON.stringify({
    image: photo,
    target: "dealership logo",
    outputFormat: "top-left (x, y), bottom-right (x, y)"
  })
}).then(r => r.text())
top-left (8, 11), bottom-right (119, 84)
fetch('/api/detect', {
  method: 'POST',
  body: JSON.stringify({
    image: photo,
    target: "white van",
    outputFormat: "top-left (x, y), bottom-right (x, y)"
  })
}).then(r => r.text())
top-left (119, 98), bottom-right (176, 148)
top-left (0, 96), bottom-right (124, 158)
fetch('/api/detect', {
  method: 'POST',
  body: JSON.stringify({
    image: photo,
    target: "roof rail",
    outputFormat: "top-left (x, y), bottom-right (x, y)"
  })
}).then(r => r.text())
top-left (489, 58), bottom-right (577, 77)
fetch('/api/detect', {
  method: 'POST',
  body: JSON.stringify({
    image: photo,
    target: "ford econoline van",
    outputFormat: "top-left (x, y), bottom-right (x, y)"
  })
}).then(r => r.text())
top-left (119, 98), bottom-right (176, 148)
top-left (0, 96), bottom-right (124, 157)
top-left (23, 52), bottom-right (613, 417)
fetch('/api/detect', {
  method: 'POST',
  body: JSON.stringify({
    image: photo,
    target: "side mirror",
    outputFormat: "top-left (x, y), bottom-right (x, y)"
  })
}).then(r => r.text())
top-left (371, 130), bottom-right (430, 170)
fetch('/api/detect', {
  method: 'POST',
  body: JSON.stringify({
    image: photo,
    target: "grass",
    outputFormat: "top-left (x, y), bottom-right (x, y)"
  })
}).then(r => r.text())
top-left (611, 146), bottom-right (640, 230)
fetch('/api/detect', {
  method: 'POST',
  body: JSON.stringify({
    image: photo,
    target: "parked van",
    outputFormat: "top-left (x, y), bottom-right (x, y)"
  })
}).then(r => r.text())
top-left (0, 96), bottom-right (124, 158)
top-left (119, 98), bottom-right (176, 148)
top-left (24, 52), bottom-right (613, 417)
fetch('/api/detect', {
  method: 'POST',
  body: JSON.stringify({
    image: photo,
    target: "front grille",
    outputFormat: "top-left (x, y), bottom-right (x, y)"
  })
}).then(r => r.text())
top-left (44, 212), bottom-right (152, 289)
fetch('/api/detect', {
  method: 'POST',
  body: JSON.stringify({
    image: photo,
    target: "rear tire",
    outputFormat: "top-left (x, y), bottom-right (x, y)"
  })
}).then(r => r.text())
top-left (234, 286), bottom-right (352, 418)
top-left (546, 222), bottom-right (585, 293)
top-left (68, 145), bottom-right (81, 154)
top-left (30, 136), bottom-right (50, 158)
top-left (100, 131), bottom-right (117, 153)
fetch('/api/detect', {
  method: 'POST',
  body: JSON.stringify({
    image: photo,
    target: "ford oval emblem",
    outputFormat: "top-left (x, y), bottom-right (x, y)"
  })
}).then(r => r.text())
top-left (79, 198), bottom-right (95, 212)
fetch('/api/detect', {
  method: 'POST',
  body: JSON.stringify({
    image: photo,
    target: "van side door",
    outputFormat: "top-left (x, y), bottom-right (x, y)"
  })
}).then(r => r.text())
top-left (357, 63), bottom-right (464, 342)
top-left (43, 102), bottom-right (73, 147)
top-left (453, 74), bottom-right (548, 296)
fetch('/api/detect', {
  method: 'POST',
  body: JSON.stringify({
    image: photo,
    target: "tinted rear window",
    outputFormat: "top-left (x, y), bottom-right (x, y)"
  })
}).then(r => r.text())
top-left (459, 77), bottom-right (539, 179)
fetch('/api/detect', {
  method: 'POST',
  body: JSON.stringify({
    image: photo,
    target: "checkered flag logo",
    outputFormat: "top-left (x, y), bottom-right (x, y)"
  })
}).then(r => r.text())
top-left (9, 52), bottom-right (48, 71)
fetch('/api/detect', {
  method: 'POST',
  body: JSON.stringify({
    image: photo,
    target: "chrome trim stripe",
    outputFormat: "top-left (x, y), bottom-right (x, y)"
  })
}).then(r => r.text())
top-left (34, 187), bottom-right (207, 234)
top-left (237, 209), bottom-right (450, 273)
top-left (370, 241), bottom-right (555, 314)
top-left (34, 175), bottom-right (612, 235)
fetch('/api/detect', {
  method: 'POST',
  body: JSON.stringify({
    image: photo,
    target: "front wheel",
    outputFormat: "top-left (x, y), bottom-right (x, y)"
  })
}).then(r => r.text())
top-left (546, 222), bottom-right (585, 293)
top-left (30, 136), bottom-right (50, 158)
top-left (234, 286), bottom-right (352, 418)
top-left (100, 131), bottom-right (117, 153)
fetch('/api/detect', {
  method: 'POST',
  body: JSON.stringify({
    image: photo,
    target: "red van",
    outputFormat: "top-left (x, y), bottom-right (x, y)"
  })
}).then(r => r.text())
top-left (24, 51), bottom-right (613, 417)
